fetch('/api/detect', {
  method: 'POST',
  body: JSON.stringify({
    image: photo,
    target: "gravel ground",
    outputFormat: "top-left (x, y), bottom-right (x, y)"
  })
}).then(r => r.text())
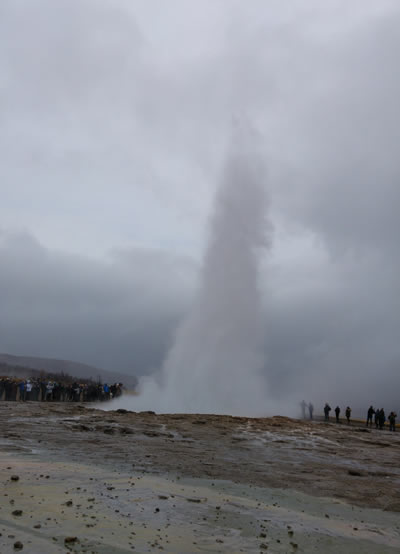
top-left (1, 402), bottom-right (400, 553)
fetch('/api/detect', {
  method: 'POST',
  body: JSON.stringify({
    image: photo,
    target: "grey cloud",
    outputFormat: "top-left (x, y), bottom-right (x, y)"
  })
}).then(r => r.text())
top-left (263, 246), bottom-right (400, 413)
top-left (0, 229), bottom-right (197, 374)
top-left (268, 7), bottom-right (400, 253)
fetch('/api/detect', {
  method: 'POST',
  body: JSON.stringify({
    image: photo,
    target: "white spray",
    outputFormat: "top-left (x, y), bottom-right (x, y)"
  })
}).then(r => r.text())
top-left (113, 132), bottom-right (272, 415)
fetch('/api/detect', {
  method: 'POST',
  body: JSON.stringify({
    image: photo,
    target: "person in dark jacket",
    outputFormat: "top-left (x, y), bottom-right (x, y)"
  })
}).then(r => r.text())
top-left (366, 405), bottom-right (375, 427)
top-left (378, 409), bottom-right (386, 430)
top-left (345, 406), bottom-right (351, 424)
top-left (334, 406), bottom-right (341, 423)
top-left (324, 403), bottom-right (331, 421)
top-left (388, 412), bottom-right (397, 432)
top-left (18, 380), bottom-right (25, 401)
top-left (375, 409), bottom-right (380, 428)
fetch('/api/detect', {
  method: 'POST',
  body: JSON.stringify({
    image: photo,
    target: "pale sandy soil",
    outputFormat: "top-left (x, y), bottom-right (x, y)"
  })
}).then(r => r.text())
top-left (1, 402), bottom-right (400, 553)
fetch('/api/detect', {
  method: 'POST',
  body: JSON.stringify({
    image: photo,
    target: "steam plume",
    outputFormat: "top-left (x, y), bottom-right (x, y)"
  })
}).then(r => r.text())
top-left (114, 131), bottom-right (272, 415)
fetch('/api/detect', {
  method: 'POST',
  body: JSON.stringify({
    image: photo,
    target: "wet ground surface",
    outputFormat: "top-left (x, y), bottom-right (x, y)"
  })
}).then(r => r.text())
top-left (1, 402), bottom-right (400, 552)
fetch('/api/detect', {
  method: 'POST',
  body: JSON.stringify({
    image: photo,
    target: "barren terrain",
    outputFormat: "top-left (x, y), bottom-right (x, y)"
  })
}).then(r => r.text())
top-left (1, 402), bottom-right (399, 553)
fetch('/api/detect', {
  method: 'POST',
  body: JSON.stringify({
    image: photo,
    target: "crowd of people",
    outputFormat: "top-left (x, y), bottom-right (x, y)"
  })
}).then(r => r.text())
top-left (364, 405), bottom-right (397, 431)
top-left (300, 400), bottom-right (397, 431)
top-left (0, 376), bottom-right (123, 403)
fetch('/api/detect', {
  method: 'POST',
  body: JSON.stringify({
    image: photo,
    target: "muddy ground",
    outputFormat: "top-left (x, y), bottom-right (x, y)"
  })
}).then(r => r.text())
top-left (1, 402), bottom-right (400, 553)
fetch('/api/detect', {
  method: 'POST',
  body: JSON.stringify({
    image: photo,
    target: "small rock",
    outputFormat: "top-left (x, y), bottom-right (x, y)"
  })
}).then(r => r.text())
top-left (348, 470), bottom-right (363, 477)
top-left (10, 476), bottom-right (20, 482)
top-left (12, 510), bottom-right (23, 517)
top-left (13, 542), bottom-right (23, 550)
top-left (64, 537), bottom-right (78, 544)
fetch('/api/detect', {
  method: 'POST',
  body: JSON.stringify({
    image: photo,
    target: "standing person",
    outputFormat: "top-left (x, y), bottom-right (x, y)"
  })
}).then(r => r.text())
top-left (300, 400), bottom-right (307, 419)
top-left (46, 381), bottom-right (54, 401)
top-left (25, 380), bottom-right (32, 401)
top-left (375, 409), bottom-right (380, 429)
top-left (308, 402), bottom-right (314, 420)
top-left (40, 381), bottom-right (47, 402)
top-left (388, 411), bottom-right (396, 432)
top-left (345, 406), bottom-right (351, 424)
top-left (324, 403), bottom-right (331, 421)
top-left (378, 409), bottom-right (386, 430)
top-left (18, 380), bottom-right (26, 401)
top-left (74, 383), bottom-right (81, 402)
top-left (366, 405), bottom-right (375, 427)
top-left (31, 380), bottom-right (40, 402)
top-left (334, 406), bottom-right (341, 423)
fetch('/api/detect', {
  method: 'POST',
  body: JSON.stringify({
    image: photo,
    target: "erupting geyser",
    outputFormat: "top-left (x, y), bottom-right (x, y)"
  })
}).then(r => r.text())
top-left (116, 133), bottom-right (272, 415)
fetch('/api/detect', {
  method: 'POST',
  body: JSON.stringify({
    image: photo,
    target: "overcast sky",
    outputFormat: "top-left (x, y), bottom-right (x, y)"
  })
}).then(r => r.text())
top-left (1, 0), bottom-right (400, 413)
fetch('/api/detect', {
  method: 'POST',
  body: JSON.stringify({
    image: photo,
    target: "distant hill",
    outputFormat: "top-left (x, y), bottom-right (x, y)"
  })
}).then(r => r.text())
top-left (0, 353), bottom-right (137, 388)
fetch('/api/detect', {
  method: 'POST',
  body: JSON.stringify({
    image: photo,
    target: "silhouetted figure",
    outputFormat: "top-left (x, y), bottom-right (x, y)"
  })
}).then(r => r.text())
top-left (378, 409), bottom-right (386, 430)
top-left (375, 409), bottom-right (380, 429)
top-left (366, 405), bottom-right (375, 427)
top-left (45, 381), bottom-right (54, 401)
top-left (324, 403), bottom-right (331, 421)
top-left (389, 412), bottom-right (397, 432)
top-left (334, 406), bottom-right (340, 423)
top-left (18, 381), bottom-right (25, 402)
top-left (25, 380), bottom-right (32, 401)
top-left (345, 406), bottom-right (351, 424)
top-left (300, 400), bottom-right (307, 419)
top-left (308, 402), bottom-right (314, 420)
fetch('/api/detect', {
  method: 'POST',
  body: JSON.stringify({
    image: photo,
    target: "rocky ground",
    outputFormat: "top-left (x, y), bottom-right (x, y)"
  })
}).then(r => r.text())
top-left (0, 402), bottom-right (400, 553)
